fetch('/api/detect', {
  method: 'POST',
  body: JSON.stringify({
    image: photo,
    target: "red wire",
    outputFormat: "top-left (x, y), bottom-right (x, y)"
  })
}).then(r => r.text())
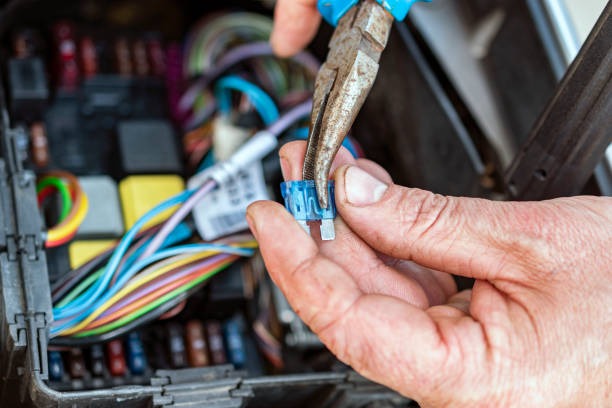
top-left (37, 186), bottom-right (56, 206)
top-left (37, 184), bottom-right (77, 206)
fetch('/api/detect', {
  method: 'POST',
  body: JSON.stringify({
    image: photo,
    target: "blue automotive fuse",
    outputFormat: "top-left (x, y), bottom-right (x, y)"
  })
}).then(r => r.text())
top-left (223, 319), bottom-right (246, 369)
top-left (48, 350), bottom-right (65, 382)
top-left (280, 180), bottom-right (337, 240)
top-left (125, 332), bottom-right (147, 375)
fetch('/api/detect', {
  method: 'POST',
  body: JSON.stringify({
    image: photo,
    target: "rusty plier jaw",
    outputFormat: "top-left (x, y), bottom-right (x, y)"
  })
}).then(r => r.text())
top-left (302, 0), bottom-right (393, 209)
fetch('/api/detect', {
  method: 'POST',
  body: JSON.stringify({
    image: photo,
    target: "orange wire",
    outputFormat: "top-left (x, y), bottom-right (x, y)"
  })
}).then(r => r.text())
top-left (83, 273), bottom-right (200, 330)
top-left (81, 258), bottom-right (230, 330)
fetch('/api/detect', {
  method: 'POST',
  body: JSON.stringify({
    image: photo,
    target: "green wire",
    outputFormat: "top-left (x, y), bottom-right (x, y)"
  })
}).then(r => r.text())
top-left (36, 177), bottom-right (72, 222)
top-left (56, 268), bottom-right (105, 309)
top-left (73, 262), bottom-right (232, 337)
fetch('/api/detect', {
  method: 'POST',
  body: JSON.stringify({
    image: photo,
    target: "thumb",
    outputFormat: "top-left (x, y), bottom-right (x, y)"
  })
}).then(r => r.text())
top-left (334, 165), bottom-right (545, 282)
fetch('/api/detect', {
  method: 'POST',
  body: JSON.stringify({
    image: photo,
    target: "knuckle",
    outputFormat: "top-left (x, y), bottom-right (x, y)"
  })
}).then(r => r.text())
top-left (395, 189), bottom-right (454, 252)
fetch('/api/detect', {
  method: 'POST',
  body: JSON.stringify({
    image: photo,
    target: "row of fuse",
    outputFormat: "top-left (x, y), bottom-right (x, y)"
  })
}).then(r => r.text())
top-left (48, 22), bottom-right (166, 90)
top-left (48, 318), bottom-right (248, 383)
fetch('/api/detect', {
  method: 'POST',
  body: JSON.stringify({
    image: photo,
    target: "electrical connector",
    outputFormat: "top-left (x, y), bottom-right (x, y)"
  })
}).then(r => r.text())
top-left (280, 180), bottom-right (337, 241)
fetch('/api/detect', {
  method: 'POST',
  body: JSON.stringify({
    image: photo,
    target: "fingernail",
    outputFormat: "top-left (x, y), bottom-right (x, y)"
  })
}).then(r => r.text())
top-left (279, 156), bottom-right (291, 181)
top-left (344, 166), bottom-right (388, 206)
top-left (245, 212), bottom-right (258, 237)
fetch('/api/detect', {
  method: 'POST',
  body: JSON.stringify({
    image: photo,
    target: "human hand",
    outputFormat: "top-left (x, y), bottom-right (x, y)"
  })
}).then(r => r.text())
top-left (246, 141), bottom-right (612, 407)
top-left (270, 0), bottom-right (320, 57)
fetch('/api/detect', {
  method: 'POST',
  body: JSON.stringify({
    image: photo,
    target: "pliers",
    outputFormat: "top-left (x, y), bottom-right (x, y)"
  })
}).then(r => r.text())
top-left (303, 0), bottom-right (430, 209)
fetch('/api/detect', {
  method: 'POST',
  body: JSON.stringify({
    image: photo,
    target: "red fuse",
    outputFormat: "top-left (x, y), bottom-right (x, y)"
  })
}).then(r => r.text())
top-left (105, 340), bottom-right (127, 377)
top-left (79, 36), bottom-right (98, 78)
top-left (52, 22), bottom-right (80, 89)
top-left (186, 320), bottom-right (209, 367)
top-left (205, 321), bottom-right (227, 365)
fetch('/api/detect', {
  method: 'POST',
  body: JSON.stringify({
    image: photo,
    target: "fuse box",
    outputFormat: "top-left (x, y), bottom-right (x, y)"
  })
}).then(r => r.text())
top-left (0, 0), bottom-right (561, 407)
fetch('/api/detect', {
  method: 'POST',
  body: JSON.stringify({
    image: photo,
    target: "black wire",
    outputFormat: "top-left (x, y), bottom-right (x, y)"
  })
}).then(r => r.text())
top-left (50, 249), bottom-right (112, 303)
top-left (48, 282), bottom-right (207, 347)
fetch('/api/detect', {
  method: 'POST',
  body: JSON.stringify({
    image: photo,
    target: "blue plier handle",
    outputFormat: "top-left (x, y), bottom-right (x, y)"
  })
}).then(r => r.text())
top-left (318, 0), bottom-right (430, 26)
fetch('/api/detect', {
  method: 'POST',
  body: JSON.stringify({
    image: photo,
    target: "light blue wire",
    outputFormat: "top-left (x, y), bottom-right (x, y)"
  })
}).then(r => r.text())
top-left (51, 243), bottom-right (255, 335)
top-left (114, 222), bottom-right (193, 279)
top-left (215, 76), bottom-right (279, 125)
top-left (196, 149), bottom-right (216, 174)
top-left (53, 189), bottom-right (194, 319)
top-left (57, 222), bottom-right (193, 314)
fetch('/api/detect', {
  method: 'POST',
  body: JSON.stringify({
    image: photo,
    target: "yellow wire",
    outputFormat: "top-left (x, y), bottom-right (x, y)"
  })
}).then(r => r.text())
top-left (46, 193), bottom-right (89, 243)
top-left (59, 241), bottom-right (257, 335)
top-left (60, 253), bottom-right (212, 335)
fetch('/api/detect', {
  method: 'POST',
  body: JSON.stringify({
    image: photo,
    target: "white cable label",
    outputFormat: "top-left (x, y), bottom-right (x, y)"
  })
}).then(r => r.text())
top-left (191, 161), bottom-right (269, 240)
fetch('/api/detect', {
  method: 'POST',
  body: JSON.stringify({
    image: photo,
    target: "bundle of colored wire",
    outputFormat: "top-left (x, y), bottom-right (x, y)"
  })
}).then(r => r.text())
top-left (50, 223), bottom-right (164, 303)
top-left (184, 12), bottom-right (273, 76)
top-left (52, 189), bottom-right (194, 323)
top-left (37, 171), bottom-right (89, 247)
top-left (178, 41), bottom-right (319, 115)
top-left (54, 240), bottom-right (256, 339)
top-left (179, 11), bottom-right (317, 129)
top-left (52, 238), bottom-right (256, 336)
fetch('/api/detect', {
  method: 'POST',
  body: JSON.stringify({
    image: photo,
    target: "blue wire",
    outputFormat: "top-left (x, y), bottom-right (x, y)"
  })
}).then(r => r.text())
top-left (292, 127), bottom-right (309, 139)
top-left (196, 149), bottom-right (216, 174)
top-left (215, 76), bottom-right (279, 125)
top-left (51, 243), bottom-right (255, 335)
top-left (53, 189), bottom-right (194, 319)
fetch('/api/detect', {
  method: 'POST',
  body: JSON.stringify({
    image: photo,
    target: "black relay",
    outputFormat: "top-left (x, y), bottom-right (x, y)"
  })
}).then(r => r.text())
top-left (117, 119), bottom-right (182, 174)
top-left (8, 57), bottom-right (49, 121)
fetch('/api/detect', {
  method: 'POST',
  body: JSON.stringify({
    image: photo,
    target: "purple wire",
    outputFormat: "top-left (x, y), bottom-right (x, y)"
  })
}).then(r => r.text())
top-left (139, 179), bottom-right (217, 260)
top-left (100, 254), bottom-right (229, 319)
top-left (178, 42), bottom-right (320, 113)
top-left (268, 100), bottom-right (313, 136)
